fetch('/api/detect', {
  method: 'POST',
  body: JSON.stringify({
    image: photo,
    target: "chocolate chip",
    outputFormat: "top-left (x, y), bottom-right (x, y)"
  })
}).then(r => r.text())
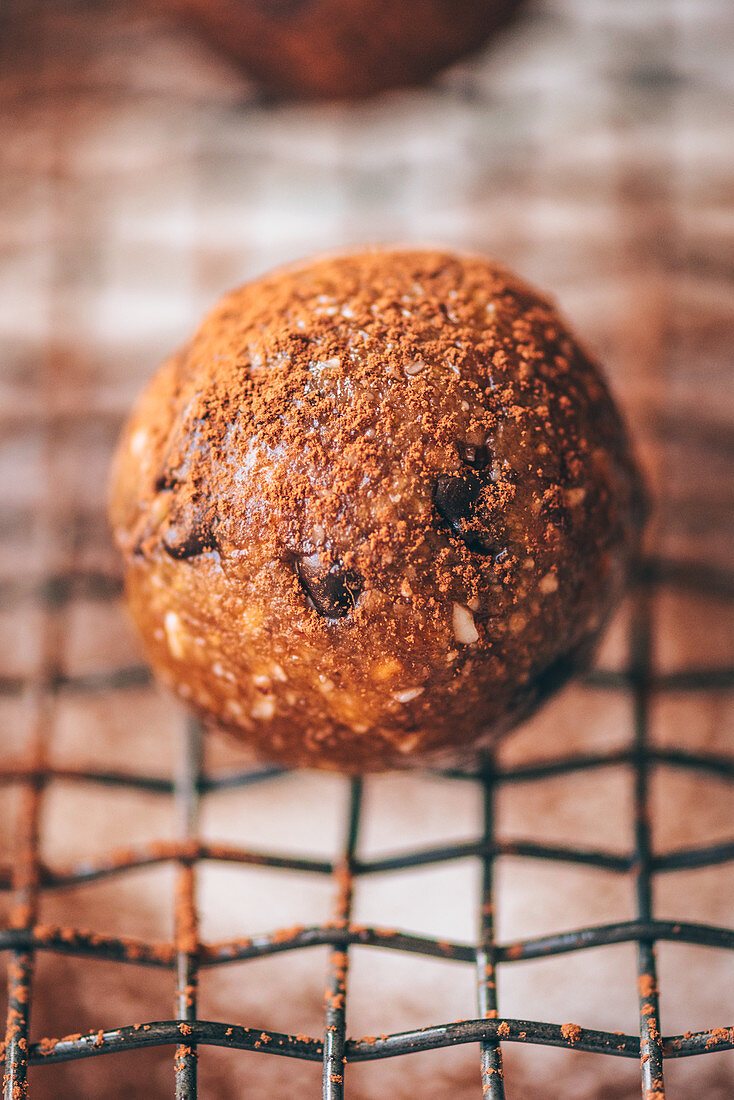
top-left (456, 441), bottom-right (491, 470)
top-left (434, 471), bottom-right (496, 554)
top-left (162, 503), bottom-right (217, 559)
top-left (295, 552), bottom-right (362, 618)
top-left (154, 472), bottom-right (178, 492)
top-left (435, 469), bottom-right (481, 520)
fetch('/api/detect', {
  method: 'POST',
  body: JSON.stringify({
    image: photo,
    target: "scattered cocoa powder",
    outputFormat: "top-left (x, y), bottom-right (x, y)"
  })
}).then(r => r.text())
top-left (111, 248), bottom-right (644, 771)
top-left (561, 1022), bottom-right (582, 1045)
top-left (638, 974), bottom-right (657, 999)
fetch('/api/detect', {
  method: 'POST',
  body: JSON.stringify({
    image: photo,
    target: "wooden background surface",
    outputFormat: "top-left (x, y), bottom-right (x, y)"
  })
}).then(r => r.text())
top-left (0, 0), bottom-right (732, 1096)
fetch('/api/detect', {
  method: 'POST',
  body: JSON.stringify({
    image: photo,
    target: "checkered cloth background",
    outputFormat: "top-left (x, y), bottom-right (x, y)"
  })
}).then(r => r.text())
top-left (0, 0), bottom-right (732, 1096)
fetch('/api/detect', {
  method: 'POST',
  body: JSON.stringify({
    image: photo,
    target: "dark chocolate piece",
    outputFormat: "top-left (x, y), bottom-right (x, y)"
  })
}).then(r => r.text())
top-left (434, 471), bottom-right (495, 554)
top-left (456, 441), bottom-right (491, 469)
top-left (295, 552), bottom-right (362, 618)
top-left (155, 472), bottom-right (178, 492)
top-left (162, 502), bottom-right (217, 559)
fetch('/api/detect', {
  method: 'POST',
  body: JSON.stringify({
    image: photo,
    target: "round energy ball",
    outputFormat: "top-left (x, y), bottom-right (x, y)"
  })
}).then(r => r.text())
top-left (164, 0), bottom-right (522, 100)
top-left (109, 249), bottom-right (645, 771)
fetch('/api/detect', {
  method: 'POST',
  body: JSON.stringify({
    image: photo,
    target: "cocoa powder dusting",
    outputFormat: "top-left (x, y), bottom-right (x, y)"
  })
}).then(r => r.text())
top-left (111, 248), bottom-right (644, 771)
top-left (638, 975), bottom-right (657, 999)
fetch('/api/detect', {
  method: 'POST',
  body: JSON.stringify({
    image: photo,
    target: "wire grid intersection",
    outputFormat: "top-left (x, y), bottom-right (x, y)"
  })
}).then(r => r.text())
top-left (1, 558), bottom-right (733, 1099)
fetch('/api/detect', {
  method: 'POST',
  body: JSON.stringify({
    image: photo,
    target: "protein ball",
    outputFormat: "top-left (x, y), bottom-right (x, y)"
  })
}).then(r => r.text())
top-left (109, 248), bottom-right (646, 772)
top-left (163, 0), bottom-right (523, 100)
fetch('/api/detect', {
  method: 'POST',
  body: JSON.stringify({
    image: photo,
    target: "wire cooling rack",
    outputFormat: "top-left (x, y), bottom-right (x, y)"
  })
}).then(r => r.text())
top-left (0, 557), bottom-right (733, 1099)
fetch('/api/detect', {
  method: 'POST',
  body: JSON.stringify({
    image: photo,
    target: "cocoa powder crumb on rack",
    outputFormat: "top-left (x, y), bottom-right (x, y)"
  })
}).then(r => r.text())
top-left (561, 1022), bottom-right (582, 1045)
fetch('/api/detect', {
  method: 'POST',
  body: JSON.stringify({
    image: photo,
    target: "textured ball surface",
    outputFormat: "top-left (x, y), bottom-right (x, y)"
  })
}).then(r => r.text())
top-left (166, 0), bottom-right (522, 99)
top-left (109, 249), bottom-right (644, 771)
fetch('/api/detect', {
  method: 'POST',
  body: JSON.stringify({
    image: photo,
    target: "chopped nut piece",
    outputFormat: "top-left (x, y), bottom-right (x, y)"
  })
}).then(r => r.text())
top-left (453, 603), bottom-right (479, 645)
top-left (509, 612), bottom-right (527, 634)
top-left (164, 611), bottom-right (186, 659)
top-left (130, 427), bottom-right (148, 456)
top-left (566, 487), bottom-right (587, 507)
top-left (251, 695), bottom-right (276, 721)
top-left (398, 733), bottom-right (420, 754)
top-left (373, 657), bottom-right (402, 681)
top-left (393, 687), bottom-right (425, 704)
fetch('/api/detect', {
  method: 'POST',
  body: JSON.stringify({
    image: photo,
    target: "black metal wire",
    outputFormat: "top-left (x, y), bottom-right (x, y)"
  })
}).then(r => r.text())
top-left (0, 558), bottom-right (733, 1097)
top-left (476, 759), bottom-right (505, 1099)
top-left (630, 587), bottom-right (666, 1097)
top-left (323, 779), bottom-right (363, 1100)
top-left (174, 720), bottom-right (203, 1100)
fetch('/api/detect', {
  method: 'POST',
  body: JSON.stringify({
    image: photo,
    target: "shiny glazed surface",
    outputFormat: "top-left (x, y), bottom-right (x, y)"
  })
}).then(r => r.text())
top-left (109, 249), bottom-right (644, 770)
